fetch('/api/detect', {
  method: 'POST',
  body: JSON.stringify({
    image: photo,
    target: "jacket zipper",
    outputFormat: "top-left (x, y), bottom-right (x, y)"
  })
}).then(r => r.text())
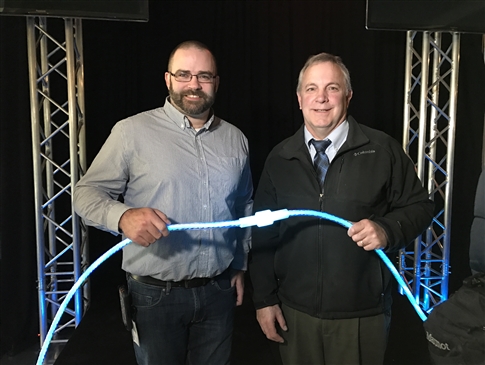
top-left (316, 191), bottom-right (324, 316)
top-left (315, 158), bottom-right (343, 315)
top-left (316, 156), bottom-right (329, 316)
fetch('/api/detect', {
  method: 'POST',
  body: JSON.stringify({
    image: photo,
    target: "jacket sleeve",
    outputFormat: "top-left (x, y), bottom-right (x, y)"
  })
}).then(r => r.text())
top-left (374, 141), bottom-right (435, 252)
top-left (248, 156), bottom-right (282, 309)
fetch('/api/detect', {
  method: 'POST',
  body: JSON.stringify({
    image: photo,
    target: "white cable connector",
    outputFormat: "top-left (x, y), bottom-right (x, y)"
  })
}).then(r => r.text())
top-left (238, 209), bottom-right (290, 227)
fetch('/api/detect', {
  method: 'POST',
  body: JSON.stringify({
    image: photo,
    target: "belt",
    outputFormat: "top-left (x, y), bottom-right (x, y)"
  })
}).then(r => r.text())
top-left (130, 274), bottom-right (213, 289)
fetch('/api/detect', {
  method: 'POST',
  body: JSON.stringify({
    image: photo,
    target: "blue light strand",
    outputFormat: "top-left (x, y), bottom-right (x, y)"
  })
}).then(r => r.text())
top-left (287, 209), bottom-right (353, 228)
top-left (36, 209), bottom-right (427, 365)
top-left (36, 237), bottom-right (132, 365)
top-left (166, 220), bottom-right (240, 230)
top-left (374, 249), bottom-right (427, 322)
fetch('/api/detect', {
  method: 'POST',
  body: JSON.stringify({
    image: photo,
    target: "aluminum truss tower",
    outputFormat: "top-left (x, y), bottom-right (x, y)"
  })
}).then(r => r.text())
top-left (400, 31), bottom-right (460, 313)
top-left (26, 17), bottom-right (89, 346)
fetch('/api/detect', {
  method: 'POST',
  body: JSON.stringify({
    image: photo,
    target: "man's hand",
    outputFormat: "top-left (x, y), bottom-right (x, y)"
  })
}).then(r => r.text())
top-left (348, 218), bottom-right (388, 251)
top-left (230, 270), bottom-right (245, 306)
top-left (256, 304), bottom-right (287, 343)
top-left (118, 207), bottom-right (171, 246)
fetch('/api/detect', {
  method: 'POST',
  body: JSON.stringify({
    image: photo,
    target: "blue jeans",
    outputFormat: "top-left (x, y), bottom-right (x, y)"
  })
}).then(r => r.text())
top-left (127, 272), bottom-right (235, 365)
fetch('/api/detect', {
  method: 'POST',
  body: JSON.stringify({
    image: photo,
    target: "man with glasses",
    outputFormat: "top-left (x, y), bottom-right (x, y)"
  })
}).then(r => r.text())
top-left (74, 40), bottom-right (253, 365)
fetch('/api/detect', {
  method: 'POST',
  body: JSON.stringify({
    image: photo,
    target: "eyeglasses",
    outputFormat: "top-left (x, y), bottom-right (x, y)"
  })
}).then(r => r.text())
top-left (169, 71), bottom-right (217, 83)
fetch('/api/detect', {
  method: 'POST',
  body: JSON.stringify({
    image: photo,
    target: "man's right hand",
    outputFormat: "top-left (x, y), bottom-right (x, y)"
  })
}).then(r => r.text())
top-left (118, 208), bottom-right (171, 247)
top-left (256, 304), bottom-right (288, 343)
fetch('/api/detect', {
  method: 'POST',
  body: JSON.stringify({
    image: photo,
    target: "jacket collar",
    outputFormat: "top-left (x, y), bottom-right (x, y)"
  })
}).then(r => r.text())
top-left (338, 115), bottom-right (370, 155)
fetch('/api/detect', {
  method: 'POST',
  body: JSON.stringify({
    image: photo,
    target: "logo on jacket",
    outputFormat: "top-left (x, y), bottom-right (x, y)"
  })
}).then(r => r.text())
top-left (354, 149), bottom-right (375, 157)
top-left (426, 331), bottom-right (451, 351)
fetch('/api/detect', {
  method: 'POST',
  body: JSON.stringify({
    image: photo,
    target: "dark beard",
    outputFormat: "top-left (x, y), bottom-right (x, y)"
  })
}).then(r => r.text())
top-left (169, 85), bottom-right (215, 116)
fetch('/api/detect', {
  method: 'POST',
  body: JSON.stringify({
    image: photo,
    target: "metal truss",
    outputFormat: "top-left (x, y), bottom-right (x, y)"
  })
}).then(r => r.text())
top-left (26, 17), bottom-right (89, 346)
top-left (400, 31), bottom-right (460, 312)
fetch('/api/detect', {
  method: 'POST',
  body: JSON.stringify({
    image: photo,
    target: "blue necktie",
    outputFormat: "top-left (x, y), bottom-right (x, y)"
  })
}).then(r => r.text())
top-left (311, 139), bottom-right (331, 189)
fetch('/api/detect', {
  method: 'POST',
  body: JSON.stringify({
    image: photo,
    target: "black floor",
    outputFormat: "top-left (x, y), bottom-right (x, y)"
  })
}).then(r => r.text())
top-left (49, 269), bottom-right (432, 365)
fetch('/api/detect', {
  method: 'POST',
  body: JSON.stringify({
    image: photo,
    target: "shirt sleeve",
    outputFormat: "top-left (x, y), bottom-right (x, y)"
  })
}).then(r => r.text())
top-left (73, 122), bottom-right (132, 235)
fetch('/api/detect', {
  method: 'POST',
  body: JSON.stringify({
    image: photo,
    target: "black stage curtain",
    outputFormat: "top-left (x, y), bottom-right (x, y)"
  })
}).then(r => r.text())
top-left (1, 0), bottom-right (483, 357)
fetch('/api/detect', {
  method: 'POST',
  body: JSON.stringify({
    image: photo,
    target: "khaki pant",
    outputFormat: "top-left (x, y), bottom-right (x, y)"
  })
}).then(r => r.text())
top-left (279, 304), bottom-right (390, 365)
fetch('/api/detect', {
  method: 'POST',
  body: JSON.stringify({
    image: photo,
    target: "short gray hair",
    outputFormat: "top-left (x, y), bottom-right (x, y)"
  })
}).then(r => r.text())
top-left (296, 53), bottom-right (352, 95)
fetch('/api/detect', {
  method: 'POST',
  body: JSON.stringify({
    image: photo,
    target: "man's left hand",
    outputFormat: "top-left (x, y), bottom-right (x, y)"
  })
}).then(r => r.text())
top-left (348, 219), bottom-right (388, 251)
top-left (230, 270), bottom-right (245, 306)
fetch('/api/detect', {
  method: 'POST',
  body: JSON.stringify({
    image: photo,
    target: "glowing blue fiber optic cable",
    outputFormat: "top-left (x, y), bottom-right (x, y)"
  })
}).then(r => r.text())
top-left (375, 250), bottom-right (427, 322)
top-left (36, 237), bottom-right (132, 365)
top-left (36, 209), bottom-right (427, 365)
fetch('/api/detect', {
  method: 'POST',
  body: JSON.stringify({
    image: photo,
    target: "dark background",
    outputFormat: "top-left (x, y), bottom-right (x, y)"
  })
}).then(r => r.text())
top-left (1, 0), bottom-right (484, 359)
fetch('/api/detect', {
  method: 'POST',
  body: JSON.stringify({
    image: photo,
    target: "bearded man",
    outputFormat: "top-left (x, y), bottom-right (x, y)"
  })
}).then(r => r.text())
top-left (74, 40), bottom-right (253, 365)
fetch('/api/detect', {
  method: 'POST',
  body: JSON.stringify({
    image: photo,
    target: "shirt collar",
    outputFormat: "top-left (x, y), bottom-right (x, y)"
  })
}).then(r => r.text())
top-left (163, 97), bottom-right (215, 131)
top-left (304, 120), bottom-right (349, 159)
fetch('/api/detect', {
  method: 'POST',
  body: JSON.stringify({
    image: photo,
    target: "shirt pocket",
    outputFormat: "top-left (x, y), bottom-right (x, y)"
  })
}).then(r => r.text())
top-left (210, 156), bottom-right (244, 192)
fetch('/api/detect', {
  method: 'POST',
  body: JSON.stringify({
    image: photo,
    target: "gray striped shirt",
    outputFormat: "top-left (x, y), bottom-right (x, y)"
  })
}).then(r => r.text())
top-left (73, 98), bottom-right (253, 280)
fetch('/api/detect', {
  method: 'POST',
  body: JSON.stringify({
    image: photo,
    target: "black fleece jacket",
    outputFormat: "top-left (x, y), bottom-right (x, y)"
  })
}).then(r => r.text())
top-left (249, 116), bottom-right (434, 319)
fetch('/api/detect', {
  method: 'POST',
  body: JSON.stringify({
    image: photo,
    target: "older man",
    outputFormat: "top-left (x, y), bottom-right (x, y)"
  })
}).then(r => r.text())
top-left (249, 52), bottom-right (434, 365)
